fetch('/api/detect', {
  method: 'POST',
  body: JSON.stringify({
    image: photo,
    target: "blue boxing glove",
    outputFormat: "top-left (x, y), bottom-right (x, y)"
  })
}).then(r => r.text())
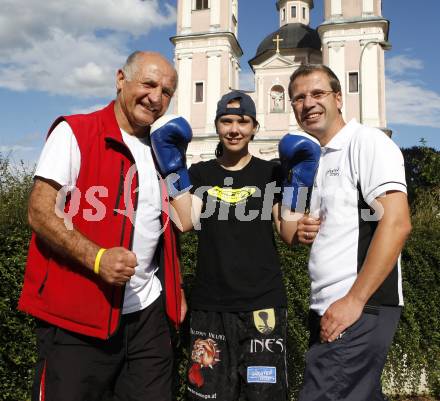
top-left (150, 115), bottom-right (192, 198)
top-left (278, 132), bottom-right (321, 212)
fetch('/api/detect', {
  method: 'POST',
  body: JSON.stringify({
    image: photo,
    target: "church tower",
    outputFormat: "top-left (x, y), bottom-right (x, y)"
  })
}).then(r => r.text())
top-left (318, 0), bottom-right (390, 131)
top-left (248, 0), bottom-right (321, 147)
top-left (171, 0), bottom-right (242, 137)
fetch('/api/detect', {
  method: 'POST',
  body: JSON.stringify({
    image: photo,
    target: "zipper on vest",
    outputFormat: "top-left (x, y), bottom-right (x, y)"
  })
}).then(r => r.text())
top-left (103, 137), bottom-right (137, 339)
top-left (108, 161), bottom-right (140, 338)
top-left (113, 160), bottom-right (125, 216)
top-left (127, 170), bottom-right (140, 251)
top-left (107, 211), bottom-right (128, 338)
top-left (109, 160), bottom-right (127, 337)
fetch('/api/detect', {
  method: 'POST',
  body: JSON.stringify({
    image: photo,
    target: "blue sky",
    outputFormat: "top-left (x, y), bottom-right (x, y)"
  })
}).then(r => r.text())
top-left (1, 0), bottom-right (439, 166)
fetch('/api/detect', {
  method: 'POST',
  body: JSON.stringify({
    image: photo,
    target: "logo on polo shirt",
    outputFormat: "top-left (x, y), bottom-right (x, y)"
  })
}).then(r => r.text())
top-left (326, 167), bottom-right (340, 176)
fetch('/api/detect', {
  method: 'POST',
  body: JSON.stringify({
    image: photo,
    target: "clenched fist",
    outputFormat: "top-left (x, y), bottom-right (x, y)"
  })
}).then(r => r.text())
top-left (97, 247), bottom-right (137, 286)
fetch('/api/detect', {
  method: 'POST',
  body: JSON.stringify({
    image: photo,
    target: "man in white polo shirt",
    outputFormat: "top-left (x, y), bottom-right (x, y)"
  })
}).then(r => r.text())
top-left (286, 64), bottom-right (412, 401)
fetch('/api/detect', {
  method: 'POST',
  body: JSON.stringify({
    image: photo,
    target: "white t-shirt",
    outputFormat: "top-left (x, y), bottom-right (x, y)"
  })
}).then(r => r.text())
top-left (308, 119), bottom-right (407, 315)
top-left (35, 121), bottom-right (162, 314)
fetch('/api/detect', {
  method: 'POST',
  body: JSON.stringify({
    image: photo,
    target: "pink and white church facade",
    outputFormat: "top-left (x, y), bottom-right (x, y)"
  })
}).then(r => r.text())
top-left (171, 0), bottom-right (390, 163)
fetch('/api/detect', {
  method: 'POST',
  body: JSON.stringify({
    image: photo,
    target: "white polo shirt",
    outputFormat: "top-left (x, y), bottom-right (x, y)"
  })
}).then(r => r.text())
top-left (308, 119), bottom-right (407, 316)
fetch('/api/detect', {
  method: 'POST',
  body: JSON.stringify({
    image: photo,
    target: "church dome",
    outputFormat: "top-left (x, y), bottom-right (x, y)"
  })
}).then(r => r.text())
top-left (254, 23), bottom-right (321, 58)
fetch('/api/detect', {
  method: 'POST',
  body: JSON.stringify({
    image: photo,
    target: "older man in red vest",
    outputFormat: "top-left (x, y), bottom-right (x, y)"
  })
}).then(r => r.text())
top-left (19, 51), bottom-right (193, 401)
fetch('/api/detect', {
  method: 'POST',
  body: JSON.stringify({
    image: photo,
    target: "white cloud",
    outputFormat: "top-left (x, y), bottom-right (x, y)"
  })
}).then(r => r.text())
top-left (17, 132), bottom-right (43, 144)
top-left (386, 77), bottom-right (440, 128)
top-left (385, 54), bottom-right (440, 128)
top-left (386, 55), bottom-right (423, 76)
top-left (71, 103), bottom-right (108, 114)
top-left (0, 0), bottom-right (176, 98)
top-left (0, 145), bottom-right (35, 153)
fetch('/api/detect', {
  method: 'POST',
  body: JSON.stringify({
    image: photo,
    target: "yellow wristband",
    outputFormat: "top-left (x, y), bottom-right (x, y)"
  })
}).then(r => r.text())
top-left (94, 248), bottom-right (106, 275)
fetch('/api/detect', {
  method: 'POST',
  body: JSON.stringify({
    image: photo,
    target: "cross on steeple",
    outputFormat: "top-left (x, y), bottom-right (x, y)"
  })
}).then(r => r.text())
top-left (272, 34), bottom-right (284, 53)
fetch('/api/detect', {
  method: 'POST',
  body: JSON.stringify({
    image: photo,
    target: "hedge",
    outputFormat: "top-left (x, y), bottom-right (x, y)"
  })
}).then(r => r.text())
top-left (0, 147), bottom-right (439, 400)
top-left (0, 157), bottom-right (35, 401)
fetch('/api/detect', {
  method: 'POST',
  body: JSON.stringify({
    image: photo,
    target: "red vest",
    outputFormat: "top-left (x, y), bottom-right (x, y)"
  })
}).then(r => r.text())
top-left (18, 102), bottom-right (181, 339)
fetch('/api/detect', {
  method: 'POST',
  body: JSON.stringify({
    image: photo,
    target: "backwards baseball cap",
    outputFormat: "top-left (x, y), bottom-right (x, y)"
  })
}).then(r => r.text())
top-left (215, 90), bottom-right (256, 121)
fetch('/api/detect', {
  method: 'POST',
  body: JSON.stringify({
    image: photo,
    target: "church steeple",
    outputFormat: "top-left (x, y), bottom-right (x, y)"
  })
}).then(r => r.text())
top-left (248, 0), bottom-right (321, 140)
top-left (276, 0), bottom-right (314, 27)
top-left (319, 0), bottom-right (390, 131)
top-left (171, 0), bottom-right (242, 135)
top-left (176, 0), bottom-right (239, 36)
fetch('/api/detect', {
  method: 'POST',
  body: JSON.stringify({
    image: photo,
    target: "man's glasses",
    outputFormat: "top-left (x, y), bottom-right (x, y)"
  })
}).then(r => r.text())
top-left (291, 90), bottom-right (335, 106)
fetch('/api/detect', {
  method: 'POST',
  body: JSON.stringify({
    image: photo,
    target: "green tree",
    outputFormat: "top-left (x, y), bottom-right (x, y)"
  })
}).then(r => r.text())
top-left (0, 155), bottom-right (35, 401)
top-left (0, 147), bottom-right (439, 400)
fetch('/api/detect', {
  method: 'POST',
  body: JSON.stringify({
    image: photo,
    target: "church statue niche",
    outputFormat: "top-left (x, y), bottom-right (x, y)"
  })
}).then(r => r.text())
top-left (270, 85), bottom-right (285, 113)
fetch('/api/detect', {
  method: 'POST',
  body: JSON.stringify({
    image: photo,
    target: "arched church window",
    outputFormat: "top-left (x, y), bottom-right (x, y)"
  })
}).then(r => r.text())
top-left (270, 85), bottom-right (285, 113)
